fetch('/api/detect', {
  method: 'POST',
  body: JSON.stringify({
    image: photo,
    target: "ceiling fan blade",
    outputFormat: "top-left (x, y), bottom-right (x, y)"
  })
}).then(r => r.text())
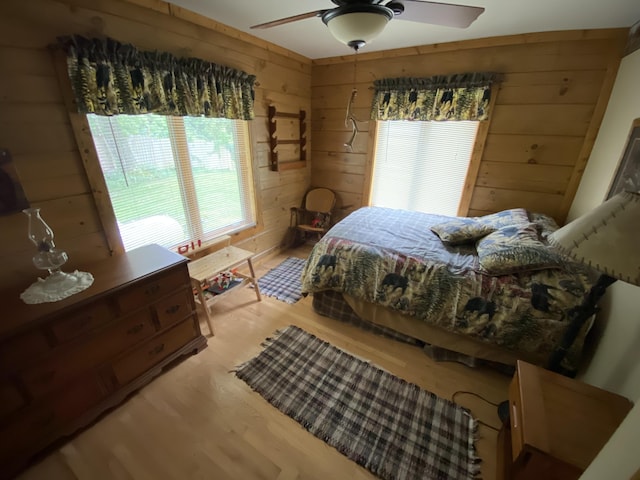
top-left (397, 1), bottom-right (484, 28)
top-left (251, 10), bottom-right (327, 29)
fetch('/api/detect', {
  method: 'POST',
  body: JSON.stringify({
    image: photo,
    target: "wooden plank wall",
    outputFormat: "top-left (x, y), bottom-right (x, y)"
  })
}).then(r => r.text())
top-left (310, 30), bottom-right (627, 223)
top-left (0, 0), bottom-right (311, 290)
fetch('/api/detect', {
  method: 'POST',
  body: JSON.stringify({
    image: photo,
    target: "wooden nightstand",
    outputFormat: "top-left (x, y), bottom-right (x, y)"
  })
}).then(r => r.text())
top-left (498, 360), bottom-right (633, 480)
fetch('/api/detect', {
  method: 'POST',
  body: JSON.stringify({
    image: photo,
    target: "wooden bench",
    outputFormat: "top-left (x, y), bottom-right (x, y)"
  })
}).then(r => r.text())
top-left (187, 246), bottom-right (261, 335)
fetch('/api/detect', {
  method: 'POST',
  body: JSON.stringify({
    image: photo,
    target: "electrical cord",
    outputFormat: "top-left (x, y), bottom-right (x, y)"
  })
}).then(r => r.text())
top-left (452, 390), bottom-right (500, 406)
top-left (452, 390), bottom-right (502, 431)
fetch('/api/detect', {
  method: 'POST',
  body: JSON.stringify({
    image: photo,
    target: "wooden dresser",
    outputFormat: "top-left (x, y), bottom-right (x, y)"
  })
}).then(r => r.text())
top-left (0, 244), bottom-right (207, 478)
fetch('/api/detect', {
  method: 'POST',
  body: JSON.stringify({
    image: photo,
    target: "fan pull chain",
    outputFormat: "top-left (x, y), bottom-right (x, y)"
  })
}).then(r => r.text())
top-left (344, 49), bottom-right (363, 152)
top-left (352, 48), bottom-right (358, 91)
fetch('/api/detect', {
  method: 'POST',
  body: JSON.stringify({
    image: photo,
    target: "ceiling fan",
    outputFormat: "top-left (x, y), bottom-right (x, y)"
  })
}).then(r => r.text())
top-left (251, 0), bottom-right (485, 51)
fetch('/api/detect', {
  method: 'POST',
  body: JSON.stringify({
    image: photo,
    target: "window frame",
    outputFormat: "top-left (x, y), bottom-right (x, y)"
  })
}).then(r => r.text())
top-left (72, 113), bottom-right (263, 256)
top-left (368, 120), bottom-right (479, 216)
top-left (364, 112), bottom-right (494, 217)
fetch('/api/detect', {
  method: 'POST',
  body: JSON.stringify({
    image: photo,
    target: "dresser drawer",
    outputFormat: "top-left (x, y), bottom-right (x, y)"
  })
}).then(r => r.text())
top-left (0, 374), bottom-right (105, 464)
top-left (112, 319), bottom-right (197, 386)
top-left (0, 330), bottom-right (50, 372)
top-left (155, 289), bottom-right (193, 330)
top-left (115, 267), bottom-right (187, 312)
top-left (50, 301), bottom-right (113, 344)
top-left (22, 310), bottom-right (156, 398)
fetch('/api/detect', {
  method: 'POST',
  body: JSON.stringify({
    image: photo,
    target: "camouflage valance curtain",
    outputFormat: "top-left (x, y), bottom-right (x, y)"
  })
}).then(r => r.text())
top-left (371, 72), bottom-right (497, 121)
top-left (58, 35), bottom-right (256, 120)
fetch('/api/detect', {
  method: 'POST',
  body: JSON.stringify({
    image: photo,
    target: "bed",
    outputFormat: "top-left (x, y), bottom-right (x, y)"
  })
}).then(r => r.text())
top-left (300, 206), bottom-right (599, 373)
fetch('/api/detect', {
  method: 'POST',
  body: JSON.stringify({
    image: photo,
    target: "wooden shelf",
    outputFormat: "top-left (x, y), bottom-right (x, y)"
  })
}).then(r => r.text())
top-left (268, 105), bottom-right (306, 171)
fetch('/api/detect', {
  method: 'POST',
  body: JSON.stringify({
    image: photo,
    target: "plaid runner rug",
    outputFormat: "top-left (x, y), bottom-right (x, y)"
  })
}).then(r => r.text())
top-left (235, 326), bottom-right (480, 480)
top-left (257, 257), bottom-right (306, 304)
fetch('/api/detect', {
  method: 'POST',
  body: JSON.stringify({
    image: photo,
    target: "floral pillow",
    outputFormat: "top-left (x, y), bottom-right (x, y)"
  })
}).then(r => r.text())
top-left (431, 218), bottom-right (495, 245)
top-left (475, 208), bottom-right (530, 229)
top-left (529, 212), bottom-right (560, 241)
top-left (476, 222), bottom-right (565, 275)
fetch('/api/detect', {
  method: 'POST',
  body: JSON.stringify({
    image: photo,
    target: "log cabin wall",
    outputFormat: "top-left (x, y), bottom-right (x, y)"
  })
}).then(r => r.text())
top-left (310, 30), bottom-right (628, 223)
top-left (0, 0), bottom-right (311, 290)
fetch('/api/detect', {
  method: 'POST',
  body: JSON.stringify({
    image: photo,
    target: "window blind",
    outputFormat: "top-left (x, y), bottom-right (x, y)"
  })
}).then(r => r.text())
top-left (371, 120), bottom-right (479, 216)
top-left (87, 114), bottom-right (256, 252)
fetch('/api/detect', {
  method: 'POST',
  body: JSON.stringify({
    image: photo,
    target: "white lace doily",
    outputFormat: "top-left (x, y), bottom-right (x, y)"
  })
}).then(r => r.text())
top-left (20, 271), bottom-right (94, 304)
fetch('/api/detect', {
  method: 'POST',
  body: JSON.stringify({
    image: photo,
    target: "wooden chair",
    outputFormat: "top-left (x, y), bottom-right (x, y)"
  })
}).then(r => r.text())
top-left (290, 188), bottom-right (336, 243)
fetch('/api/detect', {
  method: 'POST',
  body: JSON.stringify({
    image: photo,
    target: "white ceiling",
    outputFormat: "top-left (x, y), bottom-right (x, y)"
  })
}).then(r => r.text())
top-left (166, 0), bottom-right (640, 59)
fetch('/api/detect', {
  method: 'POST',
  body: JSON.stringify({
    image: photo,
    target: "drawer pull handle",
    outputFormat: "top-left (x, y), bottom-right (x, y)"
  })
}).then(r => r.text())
top-left (149, 343), bottom-right (165, 356)
top-left (511, 404), bottom-right (518, 429)
top-left (145, 285), bottom-right (161, 296)
top-left (166, 305), bottom-right (181, 315)
top-left (127, 323), bottom-right (145, 335)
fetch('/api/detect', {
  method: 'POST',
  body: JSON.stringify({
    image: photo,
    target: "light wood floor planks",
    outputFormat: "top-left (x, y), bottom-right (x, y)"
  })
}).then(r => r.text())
top-left (18, 245), bottom-right (511, 480)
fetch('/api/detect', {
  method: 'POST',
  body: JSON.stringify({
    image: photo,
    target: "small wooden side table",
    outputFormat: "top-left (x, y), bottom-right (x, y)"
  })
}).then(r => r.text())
top-left (498, 360), bottom-right (633, 480)
top-left (188, 246), bottom-right (261, 336)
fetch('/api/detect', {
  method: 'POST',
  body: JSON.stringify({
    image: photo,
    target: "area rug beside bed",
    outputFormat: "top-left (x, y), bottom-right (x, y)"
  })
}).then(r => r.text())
top-left (256, 257), bottom-right (306, 304)
top-left (234, 325), bottom-right (480, 480)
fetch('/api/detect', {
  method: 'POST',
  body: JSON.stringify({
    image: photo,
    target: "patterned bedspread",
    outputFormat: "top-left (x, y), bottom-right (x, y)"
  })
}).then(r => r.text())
top-left (300, 207), bottom-right (598, 369)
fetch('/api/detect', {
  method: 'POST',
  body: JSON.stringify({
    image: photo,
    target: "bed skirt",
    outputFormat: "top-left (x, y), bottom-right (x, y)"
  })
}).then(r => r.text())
top-left (312, 289), bottom-right (538, 371)
top-left (311, 290), bottom-right (423, 346)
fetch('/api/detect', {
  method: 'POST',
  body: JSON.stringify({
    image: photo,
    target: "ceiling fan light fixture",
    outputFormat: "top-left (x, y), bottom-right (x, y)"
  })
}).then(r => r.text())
top-left (322, 5), bottom-right (393, 50)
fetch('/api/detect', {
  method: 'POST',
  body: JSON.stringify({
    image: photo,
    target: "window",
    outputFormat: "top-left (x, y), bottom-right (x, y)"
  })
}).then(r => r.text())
top-left (87, 114), bottom-right (256, 251)
top-left (371, 120), bottom-right (479, 216)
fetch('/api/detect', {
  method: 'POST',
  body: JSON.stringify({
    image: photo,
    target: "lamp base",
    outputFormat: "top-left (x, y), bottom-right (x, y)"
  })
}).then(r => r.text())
top-left (20, 270), bottom-right (94, 304)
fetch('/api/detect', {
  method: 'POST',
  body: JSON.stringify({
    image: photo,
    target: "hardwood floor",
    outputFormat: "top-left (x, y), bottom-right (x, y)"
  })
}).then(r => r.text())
top-left (18, 244), bottom-right (511, 480)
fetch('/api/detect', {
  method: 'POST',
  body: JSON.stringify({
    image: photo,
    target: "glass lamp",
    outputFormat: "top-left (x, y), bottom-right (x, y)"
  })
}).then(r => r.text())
top-left (322, 5), bottom-right (393, 51)
top-left (20, 208), bottom-right (94, 304)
